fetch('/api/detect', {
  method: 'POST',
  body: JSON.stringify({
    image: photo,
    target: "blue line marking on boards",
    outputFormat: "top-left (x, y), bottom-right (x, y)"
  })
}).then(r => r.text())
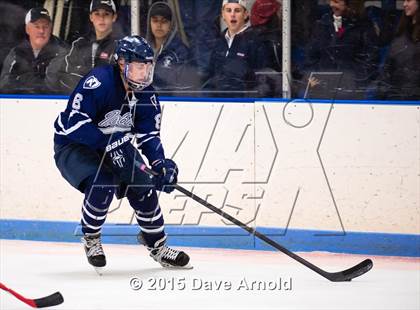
top-left (1, 219), bottom-right (418, 257)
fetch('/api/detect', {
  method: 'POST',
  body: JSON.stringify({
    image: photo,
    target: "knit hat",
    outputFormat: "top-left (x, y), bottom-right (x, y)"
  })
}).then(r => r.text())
top-left (251, 0), bottom-right (280, 26)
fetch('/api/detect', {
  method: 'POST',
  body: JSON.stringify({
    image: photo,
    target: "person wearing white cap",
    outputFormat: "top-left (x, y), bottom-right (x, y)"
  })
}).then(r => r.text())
top-left (47, 0), bottom-right (121, 92)
top-left (203, 0), bottom-right (270, 97)
top-left (222, 0), bottom-right (249, 36)
top-left (0, 7), bottom-right (68, 93)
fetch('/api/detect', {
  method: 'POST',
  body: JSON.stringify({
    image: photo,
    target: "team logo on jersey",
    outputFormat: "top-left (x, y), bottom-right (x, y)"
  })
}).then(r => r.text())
top-left (83, 76), bottom-right (101, 89)
top-left (99, 110), bottom-right (133, 129)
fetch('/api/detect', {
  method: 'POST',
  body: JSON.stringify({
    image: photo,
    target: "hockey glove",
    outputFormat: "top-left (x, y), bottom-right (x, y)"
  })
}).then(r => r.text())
top-left (103, 133), bottom-right (154, 197)
top-left (151, 159), bottom-right (178, 193)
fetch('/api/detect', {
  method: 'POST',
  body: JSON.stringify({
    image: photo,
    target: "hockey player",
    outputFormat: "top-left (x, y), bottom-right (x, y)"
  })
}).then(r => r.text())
top-left (53, 35), bottom-right (191, 271)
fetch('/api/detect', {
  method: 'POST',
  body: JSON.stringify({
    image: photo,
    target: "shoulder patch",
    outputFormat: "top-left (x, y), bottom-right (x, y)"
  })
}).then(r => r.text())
top-left (83, 76), bottom-right (102, 89)
top-left (150, 94), bottom-right (158, 110)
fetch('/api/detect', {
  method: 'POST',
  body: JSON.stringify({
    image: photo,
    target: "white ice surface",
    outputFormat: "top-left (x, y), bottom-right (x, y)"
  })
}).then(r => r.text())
top-left (0, 239), bottom-right (419, 310)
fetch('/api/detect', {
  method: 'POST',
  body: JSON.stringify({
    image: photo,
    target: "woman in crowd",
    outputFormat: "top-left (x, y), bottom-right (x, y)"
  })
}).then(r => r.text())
top-left (377, 0), bottom-right (420, 100)
top-left (303, 0), bottom-right (380, 99)
top-left (145, 1), bottom-right (191, 95)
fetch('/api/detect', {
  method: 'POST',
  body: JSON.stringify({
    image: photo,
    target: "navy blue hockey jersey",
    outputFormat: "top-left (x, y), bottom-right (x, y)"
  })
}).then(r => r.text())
top-left (54, 65), bottom-right (165, 163)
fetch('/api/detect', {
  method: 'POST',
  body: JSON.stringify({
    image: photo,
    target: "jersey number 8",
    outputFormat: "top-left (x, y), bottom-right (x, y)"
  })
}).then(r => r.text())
top-left (72, 93), bottom-right (83, 110)
top-left (154, 113), bottom-right (161, 130)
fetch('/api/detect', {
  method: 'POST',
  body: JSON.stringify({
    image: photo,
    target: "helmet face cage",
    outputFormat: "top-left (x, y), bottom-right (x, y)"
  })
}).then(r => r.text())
top-left (123, 61), bottom-right (155, 91)
top-left (115, 35), bottom-right (155, 91)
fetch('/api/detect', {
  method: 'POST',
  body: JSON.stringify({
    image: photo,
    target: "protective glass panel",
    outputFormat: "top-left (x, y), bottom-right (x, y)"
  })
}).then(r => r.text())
top-left (0, 0), bottom-right (418, 100)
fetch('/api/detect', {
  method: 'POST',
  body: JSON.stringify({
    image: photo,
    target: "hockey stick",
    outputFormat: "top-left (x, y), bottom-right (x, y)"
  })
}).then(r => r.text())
top-left (0, 282), bottom-right (64, 308)
top-left (140, 164), bottom-right (373, 282)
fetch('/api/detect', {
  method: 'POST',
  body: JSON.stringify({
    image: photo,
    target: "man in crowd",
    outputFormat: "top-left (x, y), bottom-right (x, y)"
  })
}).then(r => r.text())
top-left (47, 0), bottom-right (121, 93)
top-left (0, 7), bottom-right (67, 94)
top-left (203, 0), bottom-right (269, 97)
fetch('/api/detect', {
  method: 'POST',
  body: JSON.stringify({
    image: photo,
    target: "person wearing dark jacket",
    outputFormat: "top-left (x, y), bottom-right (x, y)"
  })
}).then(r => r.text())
top-left (250, 0), bottom-right (283, 97)
top-left (303, 0), bottom-right (380, 99)
top-left (251, 0), bottom-right (282, 72)
top-left (177, 0), bottom-right (222, 77)
top-left (204, 0), bottom-right (269, 97)
top-left (145, 1), bottom-right (191, 95)
top-left (377, 0), bottom-right (420, 100)
top-left (0, 7), bottom-right (68, 94)
top-left (47, 0), bottom-right (120, 93)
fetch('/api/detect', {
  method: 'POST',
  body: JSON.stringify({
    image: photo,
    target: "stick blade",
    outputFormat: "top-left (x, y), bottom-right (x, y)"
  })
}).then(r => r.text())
top-left (326, 259), bottom-right (373, 282)
top-left (33, 292), bottom-right (64, 308)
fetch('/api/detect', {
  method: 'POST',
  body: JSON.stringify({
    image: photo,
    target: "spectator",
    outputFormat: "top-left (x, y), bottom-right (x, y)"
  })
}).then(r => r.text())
top-left (0, 2), bottom-right (26, 75)
top-left (0, 7), bottom-right (67, 94)
top-left (204, 0), bottom-right (269, 97)
top-left (251, 0), bottom-right (281, 71)
top-left (250, 0), bottom-right (283, 97)
top-left (47, 0), bottom-right (121, 93)
top-left (303, 0), bottom-right (380, 99)
top-left (377, 0), bottom-right (420, 100)
top-left (145, 1), bottom-right (192, 95)
top-left (291, 0), bottom-right (319, 48)
top-left (177, 0), bottom-right (222, 77)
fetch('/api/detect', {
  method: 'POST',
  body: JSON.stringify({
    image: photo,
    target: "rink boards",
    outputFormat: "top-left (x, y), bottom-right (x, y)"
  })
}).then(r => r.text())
top-left (0, 97), bottom-right (419, 256)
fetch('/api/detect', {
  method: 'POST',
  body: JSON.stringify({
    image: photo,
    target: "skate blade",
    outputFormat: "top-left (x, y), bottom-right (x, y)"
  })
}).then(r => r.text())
top-left (163, 262), bottom-right (193, 270)
top-left (181, 262), bottom-right (193, 270)
top-left (94, 266), bottom-right (105, 276)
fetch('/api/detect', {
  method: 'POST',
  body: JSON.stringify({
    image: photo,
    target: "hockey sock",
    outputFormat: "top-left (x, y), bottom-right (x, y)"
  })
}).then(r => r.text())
top-left (126, 189), bottom-right (165, 246)
top-left (81, 173), bottom-right (116, 235)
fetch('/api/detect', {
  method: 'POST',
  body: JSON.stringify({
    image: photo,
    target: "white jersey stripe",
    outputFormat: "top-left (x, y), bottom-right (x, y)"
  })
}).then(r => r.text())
top-left (69, 109), bottom-right (90, 119)
top-left (99, 127), bottom-right (132, 134)
top-left (135, 131), bottom-right (159, 139)
top-left (137, 136), bottom-right (157, 147)
top-left (62, 119), bottom-right (92, 135)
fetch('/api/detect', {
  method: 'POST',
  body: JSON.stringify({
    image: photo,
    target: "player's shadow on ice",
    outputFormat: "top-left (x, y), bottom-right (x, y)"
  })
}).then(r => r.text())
top-left (44, 267), bottom-right (176, 279)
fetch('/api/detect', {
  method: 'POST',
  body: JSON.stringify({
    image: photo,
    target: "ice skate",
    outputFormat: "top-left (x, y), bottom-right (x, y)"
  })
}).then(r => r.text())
top-left (81, 232), bottom-right (106, 275)
top-left (139, 234), bottom-right (192, 269)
